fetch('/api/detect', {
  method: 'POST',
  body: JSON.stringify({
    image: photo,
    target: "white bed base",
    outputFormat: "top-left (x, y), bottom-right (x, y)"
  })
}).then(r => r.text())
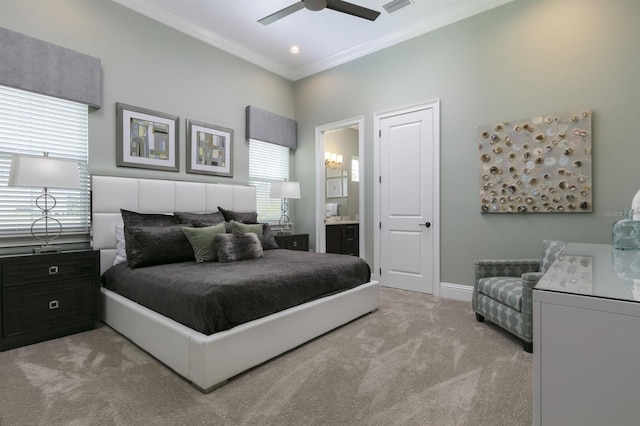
top-left (92, 176), bottom-right (379, 392)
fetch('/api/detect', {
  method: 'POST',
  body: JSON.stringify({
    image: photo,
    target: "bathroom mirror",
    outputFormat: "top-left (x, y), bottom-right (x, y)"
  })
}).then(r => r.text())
top-left (324, 128), bottom-right (359, 223)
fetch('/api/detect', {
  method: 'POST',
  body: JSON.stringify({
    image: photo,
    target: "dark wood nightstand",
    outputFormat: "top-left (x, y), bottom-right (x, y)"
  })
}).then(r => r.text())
top-left (274, 233), bottom-right (309, 251)
top-left (0, 250), bottom-right (99, 351)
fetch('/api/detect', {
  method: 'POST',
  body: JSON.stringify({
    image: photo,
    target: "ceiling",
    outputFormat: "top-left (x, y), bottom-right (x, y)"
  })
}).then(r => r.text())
top-left (111, 0), bottom-right (514, 81)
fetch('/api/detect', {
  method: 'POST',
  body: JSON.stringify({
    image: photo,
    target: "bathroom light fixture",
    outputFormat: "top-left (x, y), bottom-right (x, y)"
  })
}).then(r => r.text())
top-left (324, 152), bottom-right (342, 169)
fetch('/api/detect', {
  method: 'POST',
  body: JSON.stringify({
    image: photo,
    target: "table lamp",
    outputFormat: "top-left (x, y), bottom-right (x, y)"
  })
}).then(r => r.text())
top-left (8, 153), bottom-right (81, 253)
top-left (269, 181), bottom-right (300, 233)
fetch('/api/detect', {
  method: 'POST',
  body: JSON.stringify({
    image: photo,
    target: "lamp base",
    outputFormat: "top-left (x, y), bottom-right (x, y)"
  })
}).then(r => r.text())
top-left (31, 190), bottom-right (63, 253)
top-left (33, 245), bottom-right (62, 254)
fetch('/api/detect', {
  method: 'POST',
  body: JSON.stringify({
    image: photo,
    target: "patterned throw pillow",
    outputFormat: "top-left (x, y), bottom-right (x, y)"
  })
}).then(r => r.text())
top-left (539, 240), bottom-right (567, 274)
top-left (182, 222), bottom-right (227, 262)
top-left (214, 232), bottom-right (264, 263)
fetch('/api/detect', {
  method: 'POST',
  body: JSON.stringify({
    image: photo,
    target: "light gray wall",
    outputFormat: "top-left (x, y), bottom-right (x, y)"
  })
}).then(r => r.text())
top-left (0, 0), bottom-right (295, 186)
top-left (4, 0), bottom-right (640, 288)
top-left (293, 0), bottom-right (640, 286)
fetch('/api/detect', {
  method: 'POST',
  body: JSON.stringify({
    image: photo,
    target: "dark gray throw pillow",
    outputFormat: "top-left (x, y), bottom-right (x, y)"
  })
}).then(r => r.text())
top-left (217, 206), bottom-right (259, 224)
top-left (125, 225), bottom-right (195, 268)
top-left (260, 223), bottom-right (279, 250)
top-left (121, 209), bottom-right (179, 260)
top-left (214, 232), bottom-right (264, 263)
top-left (174, 211), bottom-right (225, 226)
top-left (191, 220), bottom-right (233, 233)
top-left (121, 209), bottom-right (178, 227)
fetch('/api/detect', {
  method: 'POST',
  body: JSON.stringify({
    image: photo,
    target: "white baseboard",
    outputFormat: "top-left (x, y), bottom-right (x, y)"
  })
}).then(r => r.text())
top-left (439, 282), bottom-right (473, 302)
top-left (372, 278), bottom-right (472, 302)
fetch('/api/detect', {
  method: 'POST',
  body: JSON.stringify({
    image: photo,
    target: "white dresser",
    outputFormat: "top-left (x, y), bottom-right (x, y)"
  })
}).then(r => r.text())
top-left (533, 243), bottom-right (640, 426)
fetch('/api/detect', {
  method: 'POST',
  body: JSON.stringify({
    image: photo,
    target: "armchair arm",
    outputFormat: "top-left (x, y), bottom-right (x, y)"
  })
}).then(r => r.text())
top-left (475, 259), bottom-right (540, 282)
top-left (520, 271), bottom-right (545, 341)
top-left (521, 271), bottom-right (544, 289)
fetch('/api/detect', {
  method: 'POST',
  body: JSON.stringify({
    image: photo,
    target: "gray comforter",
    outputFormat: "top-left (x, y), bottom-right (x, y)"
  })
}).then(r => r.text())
top-left (101, 249), bottom-right (371, 335)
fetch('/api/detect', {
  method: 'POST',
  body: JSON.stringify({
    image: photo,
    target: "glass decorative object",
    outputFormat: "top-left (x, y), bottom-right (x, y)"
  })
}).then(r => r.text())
top-left (633, 189), bottom-right (640, 220)
top-left (612, 210), bottom-right (640, 250)
top-left (612, 248), bottom-right (640, 279)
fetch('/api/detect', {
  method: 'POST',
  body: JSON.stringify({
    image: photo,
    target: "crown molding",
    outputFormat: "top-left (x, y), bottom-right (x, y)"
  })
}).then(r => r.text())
top-left (111, 0), bottom-right (514, 82)
top-left (109, 0), bottom-right (296, 80)
top-left (290, 0), bottom-right (514, 80)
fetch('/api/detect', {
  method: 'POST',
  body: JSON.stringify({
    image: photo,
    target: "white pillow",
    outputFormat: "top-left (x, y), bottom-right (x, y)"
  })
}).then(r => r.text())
top-left (114, 224), bottom-right (127, 266)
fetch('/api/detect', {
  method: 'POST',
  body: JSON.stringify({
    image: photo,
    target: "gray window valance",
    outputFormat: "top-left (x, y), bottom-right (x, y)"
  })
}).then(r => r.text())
top-left (0, 27), bottom-right (102, 109)
top-left (246, 105), bottom-right (297, 149)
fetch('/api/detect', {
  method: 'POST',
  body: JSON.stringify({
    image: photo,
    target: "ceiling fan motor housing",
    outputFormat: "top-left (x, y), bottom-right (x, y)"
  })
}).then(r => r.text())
top-left (304, 0), bottom-right (327, 11)
top-left (259, 0), bottom-right (380, 25)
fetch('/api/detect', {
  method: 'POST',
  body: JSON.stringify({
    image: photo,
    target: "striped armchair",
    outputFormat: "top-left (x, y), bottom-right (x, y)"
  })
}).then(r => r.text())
top-left (472, 240), bottom-right (566, 353)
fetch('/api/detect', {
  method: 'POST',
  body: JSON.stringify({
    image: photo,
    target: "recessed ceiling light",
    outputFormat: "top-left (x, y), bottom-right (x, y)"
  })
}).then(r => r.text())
top-left (289, 45), bottom-right (300, 55)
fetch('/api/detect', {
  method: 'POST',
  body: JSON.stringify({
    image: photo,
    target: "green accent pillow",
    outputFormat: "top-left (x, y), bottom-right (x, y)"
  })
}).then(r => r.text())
top-left (182, 222), bottom-right (227, 262)
top-left (231, 220), bottom-right (263, 235)
top-left (231, 221), bottom-right (279, 250)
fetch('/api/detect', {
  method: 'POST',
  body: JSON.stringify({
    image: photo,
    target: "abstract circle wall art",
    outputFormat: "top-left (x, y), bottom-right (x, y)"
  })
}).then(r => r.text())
top-left (478, 110), bottom-right (592, 213)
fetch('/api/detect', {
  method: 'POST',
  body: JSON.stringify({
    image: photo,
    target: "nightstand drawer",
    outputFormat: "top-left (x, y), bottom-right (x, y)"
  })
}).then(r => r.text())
top-left (275, 234), bottom-right (309, 251)
top-left (3, 278), bottom-right (95, 337)
top-left (3, 252), bottom-right (96, 287)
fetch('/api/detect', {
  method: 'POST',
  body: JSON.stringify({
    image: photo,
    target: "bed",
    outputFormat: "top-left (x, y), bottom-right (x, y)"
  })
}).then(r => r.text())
top-left (92, 175), bottom-right (379, 392)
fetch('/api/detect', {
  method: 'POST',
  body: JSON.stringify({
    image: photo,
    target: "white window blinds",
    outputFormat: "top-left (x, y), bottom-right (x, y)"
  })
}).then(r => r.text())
top-left (0, 85), bottom-right (90, 245)
top-left (249, 139), bottom-right (289, 222)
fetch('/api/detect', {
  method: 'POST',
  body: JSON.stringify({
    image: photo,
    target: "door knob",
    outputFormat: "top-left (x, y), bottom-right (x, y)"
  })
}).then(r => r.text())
top-left (419, 222), bottom-right (431, 228)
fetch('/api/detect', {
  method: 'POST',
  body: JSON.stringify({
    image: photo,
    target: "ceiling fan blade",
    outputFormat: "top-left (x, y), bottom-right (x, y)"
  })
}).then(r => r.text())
top-left (326, 0), bottom-right (381, 21)
top-left (258, 2), bottom-right (305, 25)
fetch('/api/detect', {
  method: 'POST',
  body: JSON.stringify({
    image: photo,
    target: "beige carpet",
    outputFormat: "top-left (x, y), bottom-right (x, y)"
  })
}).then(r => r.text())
top-left (0, 288), bottom-right (532, 426)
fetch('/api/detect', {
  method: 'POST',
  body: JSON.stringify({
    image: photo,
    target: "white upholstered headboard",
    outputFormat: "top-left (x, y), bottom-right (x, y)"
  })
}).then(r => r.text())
top-left (92, 175), bottom-right (256, 274)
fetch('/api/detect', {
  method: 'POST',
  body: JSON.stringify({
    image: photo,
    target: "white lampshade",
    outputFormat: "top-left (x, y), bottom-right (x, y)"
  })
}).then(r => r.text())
top-left (270, 181), bottom-right (301, 199)
top-left (9, 154), bottom-right (80, 189)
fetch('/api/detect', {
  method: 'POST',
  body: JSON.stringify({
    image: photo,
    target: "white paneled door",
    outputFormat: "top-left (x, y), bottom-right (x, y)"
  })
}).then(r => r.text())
top-left (378, 103), bottom-right (438, 294)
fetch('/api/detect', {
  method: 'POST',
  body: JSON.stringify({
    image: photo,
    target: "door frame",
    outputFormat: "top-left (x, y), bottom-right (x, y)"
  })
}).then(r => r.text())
top-left (373, 100), bottom-right (441, 296)
top-left (315, 115), bottom-right (365, 255)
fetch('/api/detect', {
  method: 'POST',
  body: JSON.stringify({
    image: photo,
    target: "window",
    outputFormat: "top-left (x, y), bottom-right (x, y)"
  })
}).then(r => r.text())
top-left (249, 139), bottom-right (289, 222)
top-left (351, 156), bottom-right (360, 182)
top-left (0, 85), bottom-right (90, 247)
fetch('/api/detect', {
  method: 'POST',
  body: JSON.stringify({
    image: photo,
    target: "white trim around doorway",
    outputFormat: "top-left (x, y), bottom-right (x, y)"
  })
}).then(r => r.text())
top-left (314, 116), bottom-right (365, 256)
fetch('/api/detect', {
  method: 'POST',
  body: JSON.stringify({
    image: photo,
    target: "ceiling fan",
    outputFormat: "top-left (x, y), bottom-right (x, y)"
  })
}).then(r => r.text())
top-left (259, 0), bottom-right (381, 25)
